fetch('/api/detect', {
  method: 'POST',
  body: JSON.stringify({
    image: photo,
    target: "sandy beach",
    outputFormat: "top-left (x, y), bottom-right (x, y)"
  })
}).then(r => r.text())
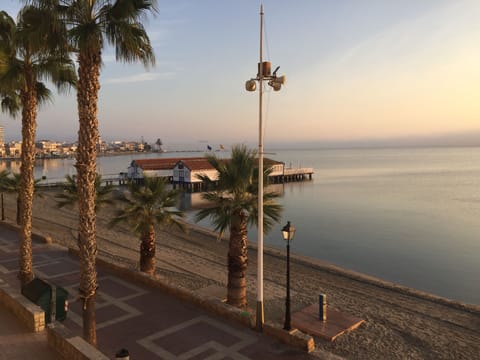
top-left (2, 190), bottom-right (479, 359)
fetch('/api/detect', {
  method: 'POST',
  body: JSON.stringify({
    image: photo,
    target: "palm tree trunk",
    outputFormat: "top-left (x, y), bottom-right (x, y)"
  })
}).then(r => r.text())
top-left (16, 196), bottom-right (21, 225)
top-left (227, 209), bottom-right (248, 308)
top-left (18, 66), bottom-right (37, 286)
top-left (140, 225), bottom-right (156, 274)
top-left (76, 49), bottom-right (101, 346)
top-left (1, 193), bottom-right (4, 221)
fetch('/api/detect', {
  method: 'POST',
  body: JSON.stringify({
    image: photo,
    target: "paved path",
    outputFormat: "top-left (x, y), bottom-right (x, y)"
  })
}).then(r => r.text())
top-left (0, 226), bottom-right (328, 360)
top-left (0, 282), bottom-right (61, 360)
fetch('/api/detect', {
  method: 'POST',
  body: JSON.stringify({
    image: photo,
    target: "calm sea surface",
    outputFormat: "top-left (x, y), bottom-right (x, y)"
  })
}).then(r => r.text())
top-left (1, 147), bottom-right (479, 304)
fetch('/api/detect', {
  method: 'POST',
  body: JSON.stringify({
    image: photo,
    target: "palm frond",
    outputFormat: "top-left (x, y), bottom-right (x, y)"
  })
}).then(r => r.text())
top-left (105, 0), bottom-right (157, 65)
top-left (109, 176), bottom-right (184, 236)
top-left (196, 144), bottom-right (283, 237)
top-left (2, 172), bottom-right (43, 195)
top-left (0, 169), bottom-right (12, 192)
top-left (0, 93), bottom-right (21, 118)
top-left (35, 82), bottom-right (53, 107)
top-left (54, 173), bottom-right (114, 211)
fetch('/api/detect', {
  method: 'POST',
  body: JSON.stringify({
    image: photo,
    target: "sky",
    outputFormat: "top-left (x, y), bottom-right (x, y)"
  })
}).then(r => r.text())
top-left (1, 0), bottom-right (480, 148)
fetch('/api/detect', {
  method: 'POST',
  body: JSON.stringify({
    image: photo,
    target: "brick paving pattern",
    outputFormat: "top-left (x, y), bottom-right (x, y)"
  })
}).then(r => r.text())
top-left (0, 227), bottom-right (322, 359)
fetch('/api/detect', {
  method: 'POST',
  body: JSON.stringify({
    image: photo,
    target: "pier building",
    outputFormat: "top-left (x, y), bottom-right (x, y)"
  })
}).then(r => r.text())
top-left (127, 157), bottom-right (313, 191)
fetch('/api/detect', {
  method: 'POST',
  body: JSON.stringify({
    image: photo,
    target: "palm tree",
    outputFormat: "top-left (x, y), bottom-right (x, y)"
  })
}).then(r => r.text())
top-left (32, 0), bottom-right (156, 345)
top-left (195, 144), bottom-right (283, 308)
top-left (0, 8), bottom-right (75, 285)
top-left (0, 169), bottom-right (10, 221)
top-left (2, 172), bottom-right (42, 225)
top-left (54, 173), bottom-right (114, 211)
top-left (110, 176), bottom-right (185, 274)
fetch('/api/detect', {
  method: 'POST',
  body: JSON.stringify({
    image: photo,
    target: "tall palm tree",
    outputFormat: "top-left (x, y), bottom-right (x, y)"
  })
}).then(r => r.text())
top-left (0, 8), bottom-right (75, 285)
top-left (54, 173), bottom-right (114, 211)
top-left (30, 0), bottom-right (157, 345)
top-left (110, 176), bottom-right (184, 274)
top-left (195, 144), bottom-right (283, 308)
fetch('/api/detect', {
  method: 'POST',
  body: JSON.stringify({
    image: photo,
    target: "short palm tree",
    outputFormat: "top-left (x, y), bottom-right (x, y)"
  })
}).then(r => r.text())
top-left (0, 169), bottom-right (10, 221)
top-left (55, 173), bottom-right (114, 211)
top-left (0, 8), bottom-right (75, 285)
top-left (110, 177), bottom-right (185, 274)
top-left (195, 144), bottom-right (283, 308)
top-left (2, 172), bottom-right (42, 225)
top-left (31, 0), bottom-right (157, 345)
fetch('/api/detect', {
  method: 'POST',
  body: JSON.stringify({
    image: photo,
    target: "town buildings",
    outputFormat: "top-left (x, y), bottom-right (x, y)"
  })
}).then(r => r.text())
top-left (0, 138), bottom-right (151, 159)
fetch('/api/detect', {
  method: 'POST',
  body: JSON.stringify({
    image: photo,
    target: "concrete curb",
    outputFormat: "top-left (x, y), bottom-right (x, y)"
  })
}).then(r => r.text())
top-left (0, 220), bottom-right (52, 244)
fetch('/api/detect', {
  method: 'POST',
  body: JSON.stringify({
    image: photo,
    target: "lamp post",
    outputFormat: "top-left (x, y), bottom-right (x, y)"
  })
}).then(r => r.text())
top-left (245, 5), bottom-right (285, 331)
top-left (282, 221), bottom-right (296, 331)
top-left (245, 5), bottom-right (286, 332)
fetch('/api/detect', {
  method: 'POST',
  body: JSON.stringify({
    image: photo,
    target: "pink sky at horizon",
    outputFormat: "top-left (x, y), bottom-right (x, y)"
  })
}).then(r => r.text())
top-left (1, 0), bottom-right (479, 146)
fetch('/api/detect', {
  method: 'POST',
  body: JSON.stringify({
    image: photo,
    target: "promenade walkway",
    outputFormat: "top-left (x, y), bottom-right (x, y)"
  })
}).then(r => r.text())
top-left (0, 291), bottom-right (61, 360)
top-left (0, 226), bottom-right (331, 359)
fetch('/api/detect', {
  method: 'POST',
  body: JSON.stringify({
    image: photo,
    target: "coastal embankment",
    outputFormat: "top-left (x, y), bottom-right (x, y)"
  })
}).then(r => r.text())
top-left (2, 191), bottom-right (479, 359)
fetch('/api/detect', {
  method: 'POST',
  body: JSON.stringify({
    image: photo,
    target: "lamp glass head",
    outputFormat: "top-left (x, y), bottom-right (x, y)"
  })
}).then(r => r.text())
top-left (245, 79), bottom-right (256, 92)
top-left (275, 75), bottom-right (286, 85)
top-left (282, 221), bottom-right (295, 241)
top-left (269, 81), bottom-right (282, 91)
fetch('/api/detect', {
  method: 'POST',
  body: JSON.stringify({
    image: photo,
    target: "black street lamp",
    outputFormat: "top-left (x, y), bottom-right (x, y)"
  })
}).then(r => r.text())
top-left (282, 221), bottom-right (296, 331)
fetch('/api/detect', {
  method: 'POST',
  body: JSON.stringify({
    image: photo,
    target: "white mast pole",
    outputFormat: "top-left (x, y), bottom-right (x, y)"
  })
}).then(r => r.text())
top-left (256, 3), bottom-right (265, 331)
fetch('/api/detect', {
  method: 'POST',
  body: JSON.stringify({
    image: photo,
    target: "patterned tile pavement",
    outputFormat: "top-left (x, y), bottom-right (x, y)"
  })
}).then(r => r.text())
top-left (0, 226), bottom-right (325, 360)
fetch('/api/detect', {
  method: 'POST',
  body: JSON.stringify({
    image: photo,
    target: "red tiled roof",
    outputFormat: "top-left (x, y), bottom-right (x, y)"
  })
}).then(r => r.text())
top-left (263, 158), bottom-right (283, 166)
top-left (132, 157), bottom-right (283, 171)
top-left (132, 157), bottom-right (203, 170)
top-left (177, 158), bottom-right (215, 171)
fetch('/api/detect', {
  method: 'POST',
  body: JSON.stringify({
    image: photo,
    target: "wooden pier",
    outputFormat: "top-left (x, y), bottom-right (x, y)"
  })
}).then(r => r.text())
top-left (270, 167), bottom-right (314, 183)
top-left (36, 166), bottom-right (314, 192)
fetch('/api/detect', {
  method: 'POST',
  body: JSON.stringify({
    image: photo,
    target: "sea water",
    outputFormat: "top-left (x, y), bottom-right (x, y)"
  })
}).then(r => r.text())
top-left (1, 147), bottom-right (479, 304)
top-left (265, 147), bottom-right (480, 305)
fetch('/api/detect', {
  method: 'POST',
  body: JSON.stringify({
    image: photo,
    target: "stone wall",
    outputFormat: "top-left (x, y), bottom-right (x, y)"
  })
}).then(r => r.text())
top-left (0, 280), bottom-right (45, 332)
top-left (47, 323), bottom-right (109, 360)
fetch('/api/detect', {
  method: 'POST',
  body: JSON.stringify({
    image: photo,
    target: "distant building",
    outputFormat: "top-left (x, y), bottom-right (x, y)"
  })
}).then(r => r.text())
top-left (127, 158), bottom-right (187, 181)
top-left (36, 140), bottom-right (63, 156)
top-left (6, 141), bottom-right (22, 157)
top-left (97, 136), bottom-right (106, 153)
top-left (172, 158), bottom-right (219, 191)
top-left (152, 138), bottom-right (165, 152)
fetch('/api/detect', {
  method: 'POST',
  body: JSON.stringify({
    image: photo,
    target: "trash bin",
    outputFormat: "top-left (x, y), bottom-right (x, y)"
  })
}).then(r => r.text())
top-left (21, 278), bottom-right (69, 323)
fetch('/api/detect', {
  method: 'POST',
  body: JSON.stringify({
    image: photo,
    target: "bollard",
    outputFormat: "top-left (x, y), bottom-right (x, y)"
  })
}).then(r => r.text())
top-left (319, 294), bottom-right (327, 321)
top-left (115, 348), bottom-right (130, 360)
